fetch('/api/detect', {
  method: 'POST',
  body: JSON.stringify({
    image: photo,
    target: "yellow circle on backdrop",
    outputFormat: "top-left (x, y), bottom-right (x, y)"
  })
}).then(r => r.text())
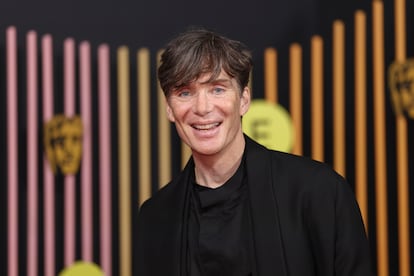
top-left (59, 261), bottom-right (104, 276)
top-left (243, 99), bottom-right (294, 153)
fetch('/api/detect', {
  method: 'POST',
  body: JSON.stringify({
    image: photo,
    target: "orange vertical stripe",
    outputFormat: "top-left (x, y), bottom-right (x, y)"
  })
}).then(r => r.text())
top-left (373, 1), bottom-right (389, 275)
top-left (311, 36), bottom-right (324, 162)
top-left (178, 47), bottom-right (192, 168)
top-left (157, 50), bottom-right (172, 189)
top-left (395, 92), bottom-right (410, 276)
top-left (117, 46), bottom-right (132, 276)
top-left (354, 10), bottom-right (369, 231)
top-left (181, 143), bottom-right (192, 168)
top-left (289, 44), bottom-right (303, 156)
top-left (333, 20), bottom-right (346, 176)
top-left (264, 47), bottom-right (278, 104)
top-left (137, 48), bottom-right (152, 205)
top-left (394, 0), bottom-right (410, 275)
top-left (394, 0), bottom-right (406, 59)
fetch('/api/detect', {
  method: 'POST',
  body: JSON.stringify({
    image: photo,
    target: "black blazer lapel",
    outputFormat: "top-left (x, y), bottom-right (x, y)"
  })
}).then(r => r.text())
top-left (170, 158), bottom-right (194, 276)
top-left (138, 158), bottom-right (194, 276)
top-left (244, 135), bottom-right (288, 276)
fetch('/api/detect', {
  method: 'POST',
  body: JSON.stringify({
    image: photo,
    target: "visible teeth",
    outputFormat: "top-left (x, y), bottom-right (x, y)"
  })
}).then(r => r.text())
top-left (193, 123), bottom-right (219, 130)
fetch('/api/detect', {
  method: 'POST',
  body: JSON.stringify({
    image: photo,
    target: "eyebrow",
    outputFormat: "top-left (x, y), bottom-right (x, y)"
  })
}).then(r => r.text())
top-left (201, 78), bottom-right (232, 85)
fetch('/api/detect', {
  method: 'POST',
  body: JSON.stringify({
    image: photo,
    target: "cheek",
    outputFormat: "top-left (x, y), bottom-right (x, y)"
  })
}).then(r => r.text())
top-left (167, 103), bottom-right (192, 124)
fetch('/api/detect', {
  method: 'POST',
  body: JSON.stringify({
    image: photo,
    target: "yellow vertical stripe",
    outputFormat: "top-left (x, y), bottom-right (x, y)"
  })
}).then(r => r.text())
top-left (333, 20), bottom-right (346, 176)
top-left (117, 46), bottom-right (131, 276)
top-left (354, 10), bottom-right (369, 231)
top-left (137, 48), bottom-right (152, 206)
top-left (372, 1), bottom-right (389, 275)
top-left (157, 50), bottom-right (172, 189)
top-left (394, 0), bottom-right (410, 275)
top-left (181, 143), bottom-right (192, 169)
top-left (264, 48), bottom-right (278, 104)
top-left (289, 44), bottom-right (303, 156)
top-left (311, 36), bottom-right (324, 162)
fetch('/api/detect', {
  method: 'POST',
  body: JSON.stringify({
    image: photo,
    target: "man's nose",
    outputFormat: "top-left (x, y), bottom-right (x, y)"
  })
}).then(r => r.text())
top-left (193, 91), bottom-right (212, 115)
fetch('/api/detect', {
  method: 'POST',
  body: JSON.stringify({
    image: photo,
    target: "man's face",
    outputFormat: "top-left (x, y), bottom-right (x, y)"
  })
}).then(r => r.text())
top-left (166, 70), bottom-right (250, 157)
top-left (53, 120), bottom-right (82, 174)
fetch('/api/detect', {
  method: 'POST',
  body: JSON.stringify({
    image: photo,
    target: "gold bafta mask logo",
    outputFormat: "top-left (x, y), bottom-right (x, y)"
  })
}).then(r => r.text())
top-left (388, 58), bottom-right (414, 119)
top-left (44, 115), bottom-right (83, 175)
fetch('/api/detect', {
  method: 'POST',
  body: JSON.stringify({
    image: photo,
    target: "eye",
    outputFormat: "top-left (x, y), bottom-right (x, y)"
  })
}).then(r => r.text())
top-left (173, 88), bottom-right (194, 99)
top-left (178, 90), bottom-right (191, 97)
top-left (212, 87), bottom-right (225, 95)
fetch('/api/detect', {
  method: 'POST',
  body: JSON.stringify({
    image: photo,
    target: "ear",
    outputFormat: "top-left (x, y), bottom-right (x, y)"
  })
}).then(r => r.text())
top-left (239, 86), bottom-right (251, 116)
top-left (165, 99), bottom-right (176, 123)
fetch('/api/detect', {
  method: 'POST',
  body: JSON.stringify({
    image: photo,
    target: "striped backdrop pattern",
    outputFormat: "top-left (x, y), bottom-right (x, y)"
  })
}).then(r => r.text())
top-left (1, 0), bottom-right (413, 275)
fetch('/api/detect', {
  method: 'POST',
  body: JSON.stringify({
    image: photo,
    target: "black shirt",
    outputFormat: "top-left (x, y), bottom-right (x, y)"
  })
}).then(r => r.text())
top-left (187, 158), bottom-right (252, 276)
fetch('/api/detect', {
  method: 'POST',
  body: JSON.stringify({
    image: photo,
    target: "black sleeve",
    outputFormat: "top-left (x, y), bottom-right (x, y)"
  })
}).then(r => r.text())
top-left (305, 167), bottom-right (373, 276)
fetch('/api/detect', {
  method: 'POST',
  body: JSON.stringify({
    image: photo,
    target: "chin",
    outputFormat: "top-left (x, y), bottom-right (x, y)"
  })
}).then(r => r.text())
top-left (193, 146), bottom-right (221, 156)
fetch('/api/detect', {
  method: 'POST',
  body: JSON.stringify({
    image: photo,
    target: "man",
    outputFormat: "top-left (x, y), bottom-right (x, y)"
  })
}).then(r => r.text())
top-left (137, 28), bottom-right (372, 275)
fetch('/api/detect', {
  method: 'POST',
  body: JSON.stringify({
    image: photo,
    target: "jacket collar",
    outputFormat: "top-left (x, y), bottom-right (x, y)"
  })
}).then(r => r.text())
top-left (173, 136), bottom-right (287, 275)
top-left (244, 135), bottom-right (288, 276)
top-left (155, 157), bottom-right (194, 276)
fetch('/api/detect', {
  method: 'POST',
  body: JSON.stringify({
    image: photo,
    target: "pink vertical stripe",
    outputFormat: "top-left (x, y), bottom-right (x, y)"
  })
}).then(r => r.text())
top-left (64, 39), bottom-right (76, 115)
top-left (63, 38), bottom-right (76, 266)
top-left (26, 30), bottom-right (38, 276)
top-left (7, 25), bottom-right (19, 276)
top-left (42, 34), bottom-right (55, 276)
top-left (98, 44), bottom-right (112, 275)
top-left (79, 41), bottom-right (93, 261)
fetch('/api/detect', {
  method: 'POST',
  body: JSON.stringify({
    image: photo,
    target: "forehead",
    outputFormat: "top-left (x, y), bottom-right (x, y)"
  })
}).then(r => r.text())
top-left (192, 70), bottom-right (234, 86)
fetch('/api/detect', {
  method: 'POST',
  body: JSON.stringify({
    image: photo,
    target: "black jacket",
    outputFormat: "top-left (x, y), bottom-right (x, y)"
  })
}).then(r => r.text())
top-left (136, 135), bottom-right (372, 275)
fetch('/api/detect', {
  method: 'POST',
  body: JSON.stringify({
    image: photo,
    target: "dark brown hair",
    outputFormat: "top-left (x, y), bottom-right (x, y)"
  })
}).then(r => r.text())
top-left (158, 27), bottom-right (253, 96)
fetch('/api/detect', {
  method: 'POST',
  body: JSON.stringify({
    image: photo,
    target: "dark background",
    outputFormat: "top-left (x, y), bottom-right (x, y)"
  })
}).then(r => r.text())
top-left (0, 0), bottom-right (413, 275)
top-left (0, 0), bottom-right (375, 95)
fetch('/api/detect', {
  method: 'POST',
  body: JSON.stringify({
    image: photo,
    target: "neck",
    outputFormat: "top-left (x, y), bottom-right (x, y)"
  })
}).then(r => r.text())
top-left (193, 136), bottom-right (245, 189)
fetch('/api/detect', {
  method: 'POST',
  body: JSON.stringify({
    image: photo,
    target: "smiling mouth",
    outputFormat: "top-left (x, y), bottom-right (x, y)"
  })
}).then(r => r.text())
top-left (192, 122), bottom-right (221, 130)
